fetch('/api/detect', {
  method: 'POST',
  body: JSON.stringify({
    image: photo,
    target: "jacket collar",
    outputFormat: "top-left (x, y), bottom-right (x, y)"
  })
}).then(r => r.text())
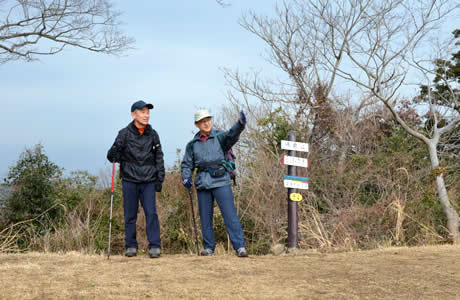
top-left (192, 128), bottom-right (218, 142)
top-left (128, 121), bottom-right (152, 135)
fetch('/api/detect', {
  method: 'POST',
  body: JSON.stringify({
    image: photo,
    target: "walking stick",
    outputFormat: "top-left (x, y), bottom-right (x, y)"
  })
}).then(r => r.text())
top-left (107, 162), bottom-right (115, 259)
top-left (188, 189), bottom-right (200, 256)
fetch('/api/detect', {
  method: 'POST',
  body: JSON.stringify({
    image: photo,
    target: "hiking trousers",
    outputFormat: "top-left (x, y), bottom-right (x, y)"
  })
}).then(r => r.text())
top-left (122, 181), bottom-right (161, 249)
top-left (197, 185), bottom-right (246, 251)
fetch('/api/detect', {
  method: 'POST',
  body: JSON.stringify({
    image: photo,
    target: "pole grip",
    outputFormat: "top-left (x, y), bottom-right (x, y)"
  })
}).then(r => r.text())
top-left (111, 162), bottom-right (115, 193)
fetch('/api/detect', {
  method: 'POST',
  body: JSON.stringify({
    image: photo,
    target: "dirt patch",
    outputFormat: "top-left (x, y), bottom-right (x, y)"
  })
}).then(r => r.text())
top-left (0, 245), bottom-right (459, 299)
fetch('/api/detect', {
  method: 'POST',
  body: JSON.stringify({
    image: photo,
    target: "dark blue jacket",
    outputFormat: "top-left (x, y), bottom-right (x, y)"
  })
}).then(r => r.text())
top-left (181, 120), bottom-right (245, 190)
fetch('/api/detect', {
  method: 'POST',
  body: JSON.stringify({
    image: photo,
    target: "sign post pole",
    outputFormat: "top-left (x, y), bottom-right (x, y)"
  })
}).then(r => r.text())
top-left (281, 134), bottom-right (309, 251)
top-left (287, 131), bottom-right (298, 249)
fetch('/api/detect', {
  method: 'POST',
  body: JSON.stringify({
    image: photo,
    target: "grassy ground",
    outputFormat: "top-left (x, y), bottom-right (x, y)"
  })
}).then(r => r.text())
top-left (0, 245), bottom-right (459, 299)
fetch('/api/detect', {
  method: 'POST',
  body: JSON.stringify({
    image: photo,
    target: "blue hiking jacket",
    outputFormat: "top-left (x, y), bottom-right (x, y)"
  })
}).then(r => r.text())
top-left (181, 120), bottom-right (245, 190)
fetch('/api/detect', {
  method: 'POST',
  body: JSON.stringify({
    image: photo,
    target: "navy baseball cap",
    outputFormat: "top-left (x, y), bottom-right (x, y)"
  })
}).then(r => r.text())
top-left (131, 100), bottom-right (153, 112)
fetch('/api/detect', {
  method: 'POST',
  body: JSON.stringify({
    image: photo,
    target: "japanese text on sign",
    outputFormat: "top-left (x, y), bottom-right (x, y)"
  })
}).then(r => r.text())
top-left (281, 140), bottom-right (309, 152)
top-left (283, 175), bottom-right (309, 190)
top-left (283, 155), bottom-right (309, 168)
top-left (290, 193), bottom-right (303, 201)
top-left (284, 180), bottom-right (309, 190)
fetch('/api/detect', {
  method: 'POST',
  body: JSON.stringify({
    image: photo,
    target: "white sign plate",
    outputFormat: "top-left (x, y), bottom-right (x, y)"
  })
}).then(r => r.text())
top-left (281, 140), bottom-right (309, 152)
top-left (284, 180), bottom-right (309, 190)
top-left (283, 155), bottom-right (308, 168)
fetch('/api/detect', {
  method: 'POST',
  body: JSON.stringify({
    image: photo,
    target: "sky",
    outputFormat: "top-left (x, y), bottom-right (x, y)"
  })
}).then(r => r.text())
top-left (1, 1), bottom-right (458, 181)
top-left (0, 1), bottom-right (277, 179)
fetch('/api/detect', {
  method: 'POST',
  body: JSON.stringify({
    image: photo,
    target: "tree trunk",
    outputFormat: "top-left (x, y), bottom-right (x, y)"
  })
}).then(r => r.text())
top-left (427, 143), bottom-right (460, 243)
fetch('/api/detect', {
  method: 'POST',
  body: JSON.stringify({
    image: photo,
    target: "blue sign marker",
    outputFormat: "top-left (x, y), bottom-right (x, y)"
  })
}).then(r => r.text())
top-left (283, 175), bottom-right (308, 182)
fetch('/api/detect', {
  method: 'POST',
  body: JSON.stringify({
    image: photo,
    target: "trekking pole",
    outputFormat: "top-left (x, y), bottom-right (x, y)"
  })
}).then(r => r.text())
top-left (107, 162), bottom-right (115, 260)
top-left (188, 189), bottom-right (200, 256)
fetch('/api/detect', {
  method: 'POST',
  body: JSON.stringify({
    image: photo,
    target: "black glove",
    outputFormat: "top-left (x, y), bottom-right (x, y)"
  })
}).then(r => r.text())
top-left (155, 182), bottom-right (162, 193)
top-left (107, 147), bottom-right (122, 163)
top-left (183, 177), bottom-right (192, 191)
top-left (239, 110), bottom-right (247, 125)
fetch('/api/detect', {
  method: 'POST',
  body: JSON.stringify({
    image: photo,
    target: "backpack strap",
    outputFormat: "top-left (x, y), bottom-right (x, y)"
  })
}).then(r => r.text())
top-left (215, 132), bottom-right (237, 185)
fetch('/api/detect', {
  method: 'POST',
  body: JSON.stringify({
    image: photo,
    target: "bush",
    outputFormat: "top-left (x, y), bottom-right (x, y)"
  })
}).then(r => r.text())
top-left (3, 144), bottom-right (62, 228)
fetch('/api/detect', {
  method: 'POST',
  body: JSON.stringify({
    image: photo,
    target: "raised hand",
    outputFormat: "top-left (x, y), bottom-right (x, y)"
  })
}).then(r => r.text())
top-left (239, 110), bottom-right (247, 125)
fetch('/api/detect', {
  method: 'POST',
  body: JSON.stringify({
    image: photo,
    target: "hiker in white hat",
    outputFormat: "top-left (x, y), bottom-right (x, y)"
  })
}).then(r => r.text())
top-left (181, 109), bottom-right (249, 257)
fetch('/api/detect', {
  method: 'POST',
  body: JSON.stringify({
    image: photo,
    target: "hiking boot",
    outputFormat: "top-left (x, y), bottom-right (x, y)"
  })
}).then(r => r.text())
top-left (200, 248), bottom-right (215, 256)
top-left (125, 248), bottom-right (137, 257)
top-left (148, 248), bottom-right (161, 258)
top-left (236, 247), bottom-right (248, 257)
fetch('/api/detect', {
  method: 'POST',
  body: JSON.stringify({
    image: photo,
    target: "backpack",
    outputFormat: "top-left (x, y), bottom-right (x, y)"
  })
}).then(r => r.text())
top-left (216, 133), bottom-right (237, 185)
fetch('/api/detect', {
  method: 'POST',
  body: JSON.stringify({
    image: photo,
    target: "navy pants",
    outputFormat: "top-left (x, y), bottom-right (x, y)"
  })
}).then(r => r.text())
top-left (197, 185), bottom-right (246, 251)
top-left (122, 181), bottom-right (161, 249)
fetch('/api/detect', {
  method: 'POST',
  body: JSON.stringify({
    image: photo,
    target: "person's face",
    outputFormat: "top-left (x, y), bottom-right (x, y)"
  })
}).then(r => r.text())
top-left (131, 107), bottom-right (150, 127)
top-left (195, 117), bottom-right (212, 134)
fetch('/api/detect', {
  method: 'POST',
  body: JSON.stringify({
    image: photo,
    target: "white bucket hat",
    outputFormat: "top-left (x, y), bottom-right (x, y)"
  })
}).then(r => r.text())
top-left (194, 109), bottom-right (212, 123)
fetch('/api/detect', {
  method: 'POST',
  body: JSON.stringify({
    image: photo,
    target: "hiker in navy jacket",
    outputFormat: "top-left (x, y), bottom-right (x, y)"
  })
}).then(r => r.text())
top-left (107, 100), bottom-right (165, 258)
top-left (181, 109), bottom-right (249, 257)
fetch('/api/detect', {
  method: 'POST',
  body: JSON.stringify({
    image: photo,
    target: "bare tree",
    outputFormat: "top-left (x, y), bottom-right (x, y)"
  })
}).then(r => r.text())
top-left (0, 0), bottom-right (134, 63)
top-left (229, 0), bottom-right (460, 242)
top-left (224, 2), bottom-right (382, 177)
top-left (303, 0), bottom-right (460, 242)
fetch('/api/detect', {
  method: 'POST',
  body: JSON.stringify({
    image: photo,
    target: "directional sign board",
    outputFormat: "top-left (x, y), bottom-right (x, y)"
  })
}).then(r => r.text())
top-left (281, 140), bottom-right (309, 152)
top-left (283, 155), bottom-right (308, 168)
top-left (283, 175), bottom-right (309, 190)
top-left (284, 180), bottom-right (309, 190)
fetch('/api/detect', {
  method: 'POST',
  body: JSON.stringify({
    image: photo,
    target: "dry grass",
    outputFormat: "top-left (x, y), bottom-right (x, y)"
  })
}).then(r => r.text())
top-left (1, 245), bottom-right (459, 299)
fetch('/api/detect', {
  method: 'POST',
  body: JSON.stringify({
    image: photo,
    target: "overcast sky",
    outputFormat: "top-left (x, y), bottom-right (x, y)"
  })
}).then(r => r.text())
top-left (1, 1), bottom-right (458, 181)
top-left (0, 1), bottom-right (276, 179)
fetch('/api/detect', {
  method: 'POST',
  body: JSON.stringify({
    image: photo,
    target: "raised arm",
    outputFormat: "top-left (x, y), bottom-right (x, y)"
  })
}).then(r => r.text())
top-left (218, 111), bottom-right (246, 152)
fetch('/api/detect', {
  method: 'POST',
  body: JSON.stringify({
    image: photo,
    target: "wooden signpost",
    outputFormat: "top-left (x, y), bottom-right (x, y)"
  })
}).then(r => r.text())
top-left (281, 132), bottom-right (309, 250)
